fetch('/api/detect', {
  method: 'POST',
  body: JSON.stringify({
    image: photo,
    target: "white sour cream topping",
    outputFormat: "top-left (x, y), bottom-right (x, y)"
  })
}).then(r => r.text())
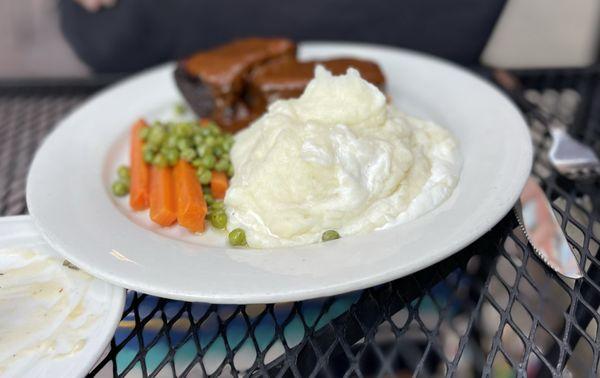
top-left (225, 66), bottom-right (461, 248)
top-left (0, 246), bottom-right (107, 377)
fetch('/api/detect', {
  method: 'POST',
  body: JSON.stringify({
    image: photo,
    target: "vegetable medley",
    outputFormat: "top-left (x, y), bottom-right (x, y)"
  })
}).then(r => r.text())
top-left (111, 105), bottom-right (340, 247)
top-left (110, 113), bottom-right (247, 247)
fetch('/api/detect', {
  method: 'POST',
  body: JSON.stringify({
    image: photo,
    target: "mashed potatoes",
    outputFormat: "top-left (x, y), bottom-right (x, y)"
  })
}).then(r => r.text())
top-left (225, 66), bottom-right (460, 248)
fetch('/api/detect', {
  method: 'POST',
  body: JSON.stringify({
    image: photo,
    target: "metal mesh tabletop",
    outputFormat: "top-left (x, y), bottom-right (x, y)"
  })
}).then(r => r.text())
top-left (1, 68), bottom-right (599, 377)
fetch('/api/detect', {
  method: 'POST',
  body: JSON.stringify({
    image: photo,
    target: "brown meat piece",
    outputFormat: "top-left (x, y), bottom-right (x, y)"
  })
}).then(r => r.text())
top-left (246, 57), bottom-right (385, 113)
top-left (183, 37), bottom-right (296, 111)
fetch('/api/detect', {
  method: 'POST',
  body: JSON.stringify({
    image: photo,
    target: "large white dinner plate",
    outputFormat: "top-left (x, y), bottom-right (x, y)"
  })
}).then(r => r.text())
top-left (0, 216), bottom-right (124, 378)
top-left (27, 42), bottom-right (532, 304)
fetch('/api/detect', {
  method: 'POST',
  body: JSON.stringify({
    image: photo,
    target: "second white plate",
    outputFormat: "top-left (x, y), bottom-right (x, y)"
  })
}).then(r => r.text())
top-left (27, 42), bottom-right (532, 304)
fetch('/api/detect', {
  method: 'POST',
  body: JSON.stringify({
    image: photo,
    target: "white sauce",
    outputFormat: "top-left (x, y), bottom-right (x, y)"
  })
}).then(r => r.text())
top-left (0, 246), bottom-right (106, 377)
top-left (225, 66), bottom-right (461, 248)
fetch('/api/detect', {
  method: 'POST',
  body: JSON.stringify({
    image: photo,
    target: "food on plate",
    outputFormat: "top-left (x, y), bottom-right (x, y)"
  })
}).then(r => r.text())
top-left (112, 116), bottom-right (235, 235)
top-left (224, 66), bottom-right (461, 248)
top-left (129, 119), bottom-right (150, 210)
top-left (247, 56), bottom-right (385, 113)
top-left (173, 160), bottom-right (208, 233)
top-left (115, 48), bottom-right (459, 248)
top-left (175, 37), bottom-right (385, 132)
top-left (0, 246), bottom-right (109, 376)
top-left (149, 165), bottom-right (177, 227)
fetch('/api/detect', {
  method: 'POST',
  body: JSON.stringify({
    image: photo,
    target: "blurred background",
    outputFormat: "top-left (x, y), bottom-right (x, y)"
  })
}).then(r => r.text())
top-left (2, 0), bottom-right (599, 79)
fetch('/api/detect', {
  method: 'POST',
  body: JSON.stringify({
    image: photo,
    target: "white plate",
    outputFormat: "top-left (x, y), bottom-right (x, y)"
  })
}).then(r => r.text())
top-left (0, 216), bottom-right (124, 378)
top-left (27, 42), bottom-right (532, 304)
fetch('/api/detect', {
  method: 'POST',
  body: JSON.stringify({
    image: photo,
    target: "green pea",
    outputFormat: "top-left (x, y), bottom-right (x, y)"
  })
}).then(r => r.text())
top-left (176, 138), bottom-right (192, 151)
top-left (213, 146), bottom-right (224, 157)
top-left (164, 149), bottom-right (180, 166)
top-left (210, 211), bottom-right (228, 229)
top-left (152, 153), bottom-right (168, 167)
top-left (197, 169), bottom-right (212, 185)
top-left (201, 154), bottom-right (216, 169)
top-left (174, 103), bottom-right (187, 115)
top-left (148, 126), bottom-right (166, 146)
top-left (204, 136), bottom-right (217, 147)
top-left (228, 228), bottom-right (247, 246)
top-left (165, 135), bottom-right (178, 148)
top-left (180, 148), bottom-right (197, 162)
top-left (143, 149), bottom-right (155, 163)
top-left (191, 158), bottom-right (203, 168)
top-left (196, 145), bottom-right (212, 158)
top-left (210, 201), bottom-right (224, 211)
top-left (174, 123), bottom-right (193, 137)
top-left (117, 165), bottom-right (131, 181)
top-left (139, 127), bottom-right (149, 141)
top-left (202, 186), bottom-right (211, 195)
top-left (322, 230), bottom-right (340, 242)
top-left (213, 159), bottom-right (228, 172)
top-left (112, 180), bottom-right (129, 197)
top-left (193, 134), bottom-right (204, 146)
top-left (204, 193), bottom-right (215, 206)
top-left (227, 165), bottom-right (234, 178)
top-left (200, 128), bottom-right (212, 137)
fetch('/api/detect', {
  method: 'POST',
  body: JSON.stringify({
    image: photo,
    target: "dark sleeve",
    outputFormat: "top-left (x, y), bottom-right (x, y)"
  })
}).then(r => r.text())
top-left (59, 0), bottom-right (506, 74)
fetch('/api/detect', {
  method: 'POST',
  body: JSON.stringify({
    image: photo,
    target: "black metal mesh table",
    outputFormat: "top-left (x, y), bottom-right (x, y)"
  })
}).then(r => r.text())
top-left (1, 68), bottom-right (600, 377)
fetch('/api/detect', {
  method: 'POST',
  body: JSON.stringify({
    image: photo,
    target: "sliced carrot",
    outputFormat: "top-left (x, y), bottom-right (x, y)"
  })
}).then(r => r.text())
top-left (129, 119), bottom-right (150, 211)
top-left (173, 160), bottom-right (207, 233)
top-left (210, 171), bottom-right (228, 200)
top-left (149, 165), bottom-right (177, 226)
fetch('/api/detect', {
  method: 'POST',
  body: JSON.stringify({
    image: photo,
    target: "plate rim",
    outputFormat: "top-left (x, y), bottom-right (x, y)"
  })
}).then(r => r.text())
top-left (26, 42), bottom-right (532, 304)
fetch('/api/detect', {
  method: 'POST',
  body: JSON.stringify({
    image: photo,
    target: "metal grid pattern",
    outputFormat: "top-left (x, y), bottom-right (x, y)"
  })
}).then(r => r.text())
top-left (0, 69), bottom-right (599, 377)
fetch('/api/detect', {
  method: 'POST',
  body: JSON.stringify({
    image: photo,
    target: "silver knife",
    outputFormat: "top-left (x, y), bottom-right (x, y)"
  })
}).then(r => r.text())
top-left (514, 178), bottom-right (583, 279)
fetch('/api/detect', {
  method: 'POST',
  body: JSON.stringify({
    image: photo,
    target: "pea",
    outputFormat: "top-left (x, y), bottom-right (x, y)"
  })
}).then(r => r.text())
top-left (196, 145), bottom-right (212, 158)
top-left (202, 186), bottom-right (211, 195)
top-left (139, 127), bottom-right (149, 141)
top-left (193, 134), bottom-right (204, 146)
top-left (204, 193), bottom-right (215, 206)
top-left (117, 165), bottom-right (130, 181)
top-left (214, 159), bottom-right (229, 172)
top-left (201, 154), bottom-right (216, 169)
top-left (322, 230), bottom-right (340, 242)
top-left (227, 165), bottom-right (234, 178)
top-left (210, 201), bottom-right (224, 211)
top-left (204, 136), bottom-right (217, 147)
top-left (165, 135), bottom-right (178, 148)
top-left (174, 103), bottom-right (187, 115)
top-left (228, 228), bottom-right (247, 246)
top-left (176, 138), bottom-right (192, 151)
top-left (112, 180), bottom-right (129, 197)
top-left (148, 126), bottom-right (166, 146)
top-left (197, 169), bottom-right (212, 185)
top-left (164, 149), bottom-right (180, 165)
top-left (143, 149), bottom-right (155, 163)
top-left (174, 122), bottom-right (192, 137)
top-left (210, 211), bottom-right (228, 229)
top-left (152, 153), bottom-right (168, 167)
top-left (180, 148), bottom-right (197, 162)
top-left (213, 146), bottom-right (224, 157)
top-left (191, 158), bottom-right (203, 168)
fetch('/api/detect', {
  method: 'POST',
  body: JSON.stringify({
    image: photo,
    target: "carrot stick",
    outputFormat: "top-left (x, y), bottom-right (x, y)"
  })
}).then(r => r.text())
top-left (129, 119), bottom-right (150, 211)
top-left (173, 160), bottom-right (207, 233)
top-left (149, 165), bottom-right (177, 226)
top-left (210, 171), bottom-right (228, 200)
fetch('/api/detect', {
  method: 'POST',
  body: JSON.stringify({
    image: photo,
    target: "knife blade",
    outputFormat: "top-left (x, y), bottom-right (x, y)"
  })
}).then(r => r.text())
top-left (514, 178), bottom-right (583, 279)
